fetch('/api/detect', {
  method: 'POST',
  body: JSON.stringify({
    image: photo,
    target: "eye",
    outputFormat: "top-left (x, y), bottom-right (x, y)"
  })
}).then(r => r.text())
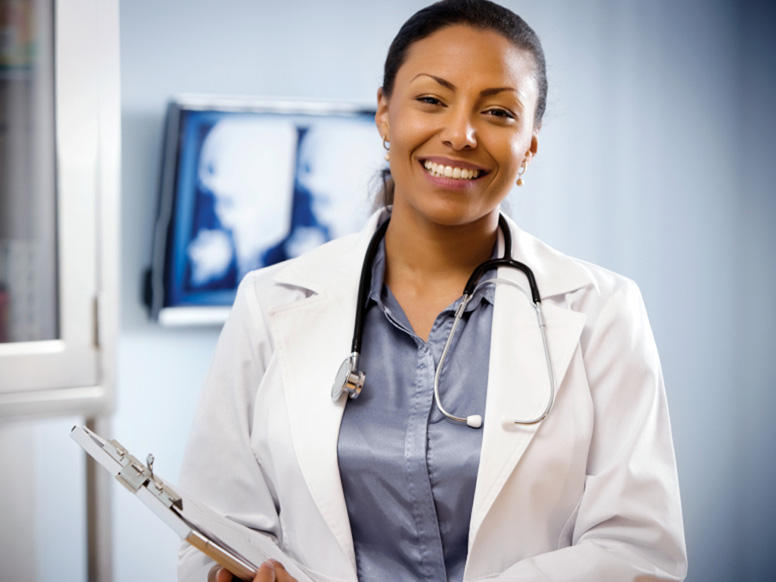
top-left (483, 108), bottom-right (516, 121)
top-left (416, 95), bottom-right (445, 107)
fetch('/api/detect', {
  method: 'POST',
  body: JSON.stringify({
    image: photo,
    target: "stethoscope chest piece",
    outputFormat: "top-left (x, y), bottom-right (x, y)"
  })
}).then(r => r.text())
top-left (331, 354), bottom-right (366, 402)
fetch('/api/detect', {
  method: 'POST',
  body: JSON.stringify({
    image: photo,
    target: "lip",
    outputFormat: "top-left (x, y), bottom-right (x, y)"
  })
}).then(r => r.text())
top-left (419, 156), bottom-right (490, 173)
top-left (420, 162), bottom-right (485, 190)
top-left (418, 156), bottom-right (489, 189)
top-left (422, 172), bottom-right (480, 190)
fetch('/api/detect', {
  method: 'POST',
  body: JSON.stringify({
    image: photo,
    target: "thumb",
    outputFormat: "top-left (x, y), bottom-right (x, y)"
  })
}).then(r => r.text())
top-left (253, 560), bottom-right (277, 582)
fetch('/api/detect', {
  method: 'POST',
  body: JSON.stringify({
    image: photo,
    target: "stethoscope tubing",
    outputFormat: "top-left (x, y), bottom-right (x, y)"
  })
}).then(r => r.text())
top-left (434, 276), bottom-right (556, 427)
top-left (350, 219), bottom-right (390, 359)
top-left (333, 214), bottom-right (556, 428)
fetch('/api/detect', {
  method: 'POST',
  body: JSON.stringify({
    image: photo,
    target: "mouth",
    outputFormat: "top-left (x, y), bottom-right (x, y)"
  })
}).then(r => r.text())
top-left (421, 159), bottom-right (488, 181)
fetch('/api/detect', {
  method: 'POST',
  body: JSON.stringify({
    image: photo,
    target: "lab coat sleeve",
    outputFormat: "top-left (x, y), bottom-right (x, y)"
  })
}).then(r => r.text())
top-left (487, 280), bottom-right (687, 581)
top-left (177, 272), bottom-right (284, 581)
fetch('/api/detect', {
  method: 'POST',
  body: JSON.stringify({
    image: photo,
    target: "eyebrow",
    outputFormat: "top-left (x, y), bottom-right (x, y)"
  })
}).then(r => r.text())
top-left (411, 73), bottom-right (517, 97)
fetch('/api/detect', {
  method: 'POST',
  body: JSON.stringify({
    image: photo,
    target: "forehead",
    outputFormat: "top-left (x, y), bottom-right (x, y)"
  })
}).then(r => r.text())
top-left (398, 24), bottom-right (538, 91)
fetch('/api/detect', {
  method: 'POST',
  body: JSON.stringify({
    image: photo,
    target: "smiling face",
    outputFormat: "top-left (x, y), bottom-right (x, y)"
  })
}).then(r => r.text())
top-left (376, 24), bottom-right (540, 229)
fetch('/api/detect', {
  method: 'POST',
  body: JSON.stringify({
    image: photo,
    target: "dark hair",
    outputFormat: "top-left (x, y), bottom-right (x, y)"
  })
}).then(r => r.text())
top-left (377, 0), bottom-right (548, 205)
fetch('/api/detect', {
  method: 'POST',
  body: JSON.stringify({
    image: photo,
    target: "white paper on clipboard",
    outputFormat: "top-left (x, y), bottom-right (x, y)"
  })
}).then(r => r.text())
top-left (70, 425), bottom-right (313, 582)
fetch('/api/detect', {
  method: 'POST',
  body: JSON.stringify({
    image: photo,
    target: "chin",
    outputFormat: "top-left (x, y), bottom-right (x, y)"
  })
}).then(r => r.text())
top-left (413, 200), bottom-right (500, 229)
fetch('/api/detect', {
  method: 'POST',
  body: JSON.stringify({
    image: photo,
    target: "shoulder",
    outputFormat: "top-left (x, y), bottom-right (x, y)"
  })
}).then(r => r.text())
top-left (220, 232), bottom-right (364, 363)
top-left (548, 250), bottom-right (656, 364)
top-left (508, 221), bottom-right (651, 356)
top-left (510, 230), bottom-right (663, 402)
top-left (508, 219), bottom-right (640, 309)
top-left (570, 255), bottom-right (642, 309)
top-left (237, 209), bottom-right (387, 313)
top-left (235, 230), bottom-right (364, 314)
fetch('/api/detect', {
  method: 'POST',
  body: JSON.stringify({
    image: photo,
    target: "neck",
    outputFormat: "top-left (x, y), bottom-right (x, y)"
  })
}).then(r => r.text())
top-left (383, 204), bottom-right (500, 290)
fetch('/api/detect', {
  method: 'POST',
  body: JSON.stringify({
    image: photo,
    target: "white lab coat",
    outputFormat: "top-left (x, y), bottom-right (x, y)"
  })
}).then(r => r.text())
top-left (178, 210), bottom-right (687, 581)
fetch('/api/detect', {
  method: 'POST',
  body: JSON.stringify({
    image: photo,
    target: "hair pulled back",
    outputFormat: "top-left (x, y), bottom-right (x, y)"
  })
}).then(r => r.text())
top-left (377, 0), bottom-right (548, 205)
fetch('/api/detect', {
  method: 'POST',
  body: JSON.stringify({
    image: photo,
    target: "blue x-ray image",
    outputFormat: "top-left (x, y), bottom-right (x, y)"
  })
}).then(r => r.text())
top-left (157, 104), bottom-right (384, 312)
top-left (188, 116), bottom-right (297, 289)
top-left (262, 120), bottom-right (384, 265)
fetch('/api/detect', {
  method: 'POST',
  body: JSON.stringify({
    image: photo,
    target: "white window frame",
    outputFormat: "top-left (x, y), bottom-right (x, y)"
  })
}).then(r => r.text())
top-left (0, 0), bottom-right (119, 419)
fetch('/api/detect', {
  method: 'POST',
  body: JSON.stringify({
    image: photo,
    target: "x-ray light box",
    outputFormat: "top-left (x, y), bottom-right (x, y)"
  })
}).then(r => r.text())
top-left (147, 96), bottom-right (385, 325)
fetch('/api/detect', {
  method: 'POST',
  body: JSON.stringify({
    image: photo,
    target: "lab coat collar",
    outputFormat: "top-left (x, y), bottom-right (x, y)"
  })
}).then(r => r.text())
top-left (267, 209), bottom-right (592, 577)
top-left (272, 208), bottom-right (594, 302)
top-left (271, 209), bottom-right (387, 295)
top-left (498, 212), bottom-right (595, 301)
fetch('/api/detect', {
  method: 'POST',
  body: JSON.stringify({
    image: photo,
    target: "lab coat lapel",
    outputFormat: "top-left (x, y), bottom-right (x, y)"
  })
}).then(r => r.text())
top-left (266, 213), bottom-right (385, 571)
top-left (269, 289), bottom-right (356, 567)
top-left (468, 218), bottom-right (588, 551)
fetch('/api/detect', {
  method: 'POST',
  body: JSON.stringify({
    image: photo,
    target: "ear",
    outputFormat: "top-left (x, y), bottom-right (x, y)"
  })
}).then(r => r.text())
top-left (375, 87), bottom-right (390, 140)
top-left (528, 132), bottom-right (539, 157)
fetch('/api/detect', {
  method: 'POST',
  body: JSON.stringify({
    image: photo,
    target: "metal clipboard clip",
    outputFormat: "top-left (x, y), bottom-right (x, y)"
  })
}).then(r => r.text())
top-left (110, 441), bottom-right (181, 510)
top-left (75, 425), bottom-right (182, 510)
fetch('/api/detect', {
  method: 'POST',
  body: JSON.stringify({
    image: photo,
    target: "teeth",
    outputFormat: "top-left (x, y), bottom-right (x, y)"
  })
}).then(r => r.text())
top-left (423, 160), bottom-right (480, 180)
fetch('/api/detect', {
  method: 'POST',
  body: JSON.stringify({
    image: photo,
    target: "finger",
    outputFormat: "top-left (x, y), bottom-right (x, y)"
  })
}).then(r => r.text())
top-left (215, 567), bottom-right (234, 582)
top-left (252, 560), bottom-right (276, 582)
top-left (267, 560), bottom-right (296, 582)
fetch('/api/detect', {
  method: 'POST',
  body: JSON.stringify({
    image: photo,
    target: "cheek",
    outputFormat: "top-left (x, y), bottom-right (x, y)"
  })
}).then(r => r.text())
top-left (506, 129), bottom-right (534, 167)
top-left (509, 142), bottom-right (525, 171)
top-left (388, 107), bottom-right (436, 154)
top-left (489, 135), bottom-right (524, 180)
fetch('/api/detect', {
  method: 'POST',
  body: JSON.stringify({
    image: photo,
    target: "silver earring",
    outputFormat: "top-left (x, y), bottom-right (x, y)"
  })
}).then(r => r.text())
top-left (382, 137), bottom-right (390, 162)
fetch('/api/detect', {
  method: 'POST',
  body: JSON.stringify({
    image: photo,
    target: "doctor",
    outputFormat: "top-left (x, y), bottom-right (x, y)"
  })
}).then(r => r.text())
top-left (178, 1), bottom-right (687, 581)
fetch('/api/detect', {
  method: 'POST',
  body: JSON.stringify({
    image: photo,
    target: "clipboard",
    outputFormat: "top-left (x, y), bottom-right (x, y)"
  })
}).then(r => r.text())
top-left (71, 425), bottom-right (313, 582)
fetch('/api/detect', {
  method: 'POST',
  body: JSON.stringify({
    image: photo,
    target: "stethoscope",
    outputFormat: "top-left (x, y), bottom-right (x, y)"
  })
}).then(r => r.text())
top-left (331, 215), bottom-right (556, 429)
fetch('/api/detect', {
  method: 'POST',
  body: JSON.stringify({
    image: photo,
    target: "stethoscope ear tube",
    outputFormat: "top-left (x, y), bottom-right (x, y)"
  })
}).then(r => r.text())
top-left (433, 277), bottom-right (556, 428)
top-left (520, 302), bottom-right (556, 425)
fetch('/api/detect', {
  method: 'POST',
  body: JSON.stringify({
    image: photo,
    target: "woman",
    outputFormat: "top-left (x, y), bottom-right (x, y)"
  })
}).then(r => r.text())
top-left (179, 1), bottom-right (687, 581)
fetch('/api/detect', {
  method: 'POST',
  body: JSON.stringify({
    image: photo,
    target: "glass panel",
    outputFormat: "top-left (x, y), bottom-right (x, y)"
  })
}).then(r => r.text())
top-left (0, 0), bottom-right (57, 342)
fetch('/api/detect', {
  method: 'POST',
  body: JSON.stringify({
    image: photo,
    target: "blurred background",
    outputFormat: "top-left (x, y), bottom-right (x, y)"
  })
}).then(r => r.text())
top-left (1, 0), bottom-right (774, 580)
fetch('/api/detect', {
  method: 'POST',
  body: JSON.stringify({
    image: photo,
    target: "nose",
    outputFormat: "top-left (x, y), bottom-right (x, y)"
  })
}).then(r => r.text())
top-left (440, 108), bottom-right (477, 150)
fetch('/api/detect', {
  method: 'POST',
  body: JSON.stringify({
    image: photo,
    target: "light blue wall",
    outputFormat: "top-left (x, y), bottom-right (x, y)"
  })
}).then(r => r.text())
top-left (116, 1), bottom-right (776, 581)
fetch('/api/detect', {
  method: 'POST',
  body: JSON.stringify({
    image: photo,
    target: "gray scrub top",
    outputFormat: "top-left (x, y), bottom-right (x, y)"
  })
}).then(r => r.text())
top-left (337, 240), bottom-right (495, 581)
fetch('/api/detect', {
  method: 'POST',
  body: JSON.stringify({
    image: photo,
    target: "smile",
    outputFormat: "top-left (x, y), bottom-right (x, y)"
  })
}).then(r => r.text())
top-left (423, 160), bottom-right (482, 180)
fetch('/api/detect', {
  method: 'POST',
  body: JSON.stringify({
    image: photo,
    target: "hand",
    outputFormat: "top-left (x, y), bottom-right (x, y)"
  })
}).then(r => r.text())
top-left (215, 560), bottom-right (297, 582)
